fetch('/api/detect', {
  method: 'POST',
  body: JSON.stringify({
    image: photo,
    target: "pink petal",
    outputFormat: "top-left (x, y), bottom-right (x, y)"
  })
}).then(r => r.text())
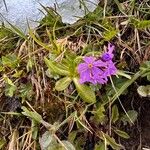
top-left (93, 60), bottom-right (107, 67)
top-left (83, 56), bottom-right (95, 64)
top-left (78, 63), bottom-right (88, 73)
top-left (92, 66), bottom-right (103, 75)
top-left (108, 43), bottom-right (115, 53)
top-left (79, 69), bottom-right (91, 84)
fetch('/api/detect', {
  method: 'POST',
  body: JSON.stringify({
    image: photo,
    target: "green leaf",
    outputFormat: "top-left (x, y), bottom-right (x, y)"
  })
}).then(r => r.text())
top-left (5, 84), bottom-right (17, 97)
top-left (39, 132), bottom-right (75, 150)
top-left (111, 71), bottom-right (144, 104)
top-left (26, 58), bottom-right (34, 72)
top-left (114, 0), bottom-right (126, 15)
top-left (12, 70), bottom-right (23, 78)
top-left (61, 141), bottom-right (75, 150)
top-left (141, 72), bottom-right (150, 78)
top-left (137, 85), bottom-right (150, 97)
top-left (0, 66), bottom-right (4, 72)
top-left (0, 27), bottom-right (16, 51)
top-left (55, 77), bottom-right (72, 91)
top-left (86, 6), bottom-right (103, 22)
top-left (2, 54), bottom-right (19, 69)
top-left (103, 28), bottom-right (118, 41)
top-left (44, 57), bottom-right (69, 76)
top-left (111, 105), bottom-right (119, 123)
top-left (46, 69), bottom-right (60, 80)
top-left (74, 136), bottom-right (85, 150)
top-left (19, 83), bottom-right (33, 101)
top-left (29, 29), bottom-right (51, 51)
top-left (131, 18), bottom-right (150, 29)
top-left (140, 61), bottom-right (150, 72)
top-left (121, 110), bottom-right (138, 125)
top-left (40, 6), bottom-right (62, 27)
top-left (0, 138), bottom-right (6, 149)
top-left (6, 20), bottom-right (28, 40)
top-left (93, 105), bottom-right (106, 123)
top-left (22, 106), bottom-right (43, 123)
top-left (147, 74), bottom-right (150, 81)
top-left (114, 129), bottom-right (130, 139)
top-left (3, 74), bottom-right (17, 97)
top-left (39, 131), bottom-right (55, 150)
top-left (116, 70), bottom-right (131, 79)
top-left (94, 142), bottom-right (105, 150)
top-left (1, 112), bottom-right (21, 116)
top-left (3, 74), bottom-right (15, 86)
top-left (106, 77), bottom-right (128, 97)
top-left (103, 133), bottom-right (123, 150)
top-left (31, 120), bottom-right (39, 140)
top-left (68, 131), bottom-right (77, 143)
top-left (137, 20), bottom-right (150, 29)
top-left (73, 77), bottom-right (96, 103)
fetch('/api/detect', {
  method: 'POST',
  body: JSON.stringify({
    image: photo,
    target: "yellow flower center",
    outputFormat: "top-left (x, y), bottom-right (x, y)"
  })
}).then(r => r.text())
top-left (88, 63), bottom-right (93, 68)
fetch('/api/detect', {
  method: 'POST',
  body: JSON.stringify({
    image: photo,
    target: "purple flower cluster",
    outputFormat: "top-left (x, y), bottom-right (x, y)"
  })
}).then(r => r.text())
top-left (78, 43), bottom-right (117, 85)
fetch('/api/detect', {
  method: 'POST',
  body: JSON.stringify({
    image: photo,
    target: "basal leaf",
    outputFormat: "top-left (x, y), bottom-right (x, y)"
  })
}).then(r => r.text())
top-left (103, 133), bottom-right (123, 150)
top-left (39, 132), bottom-right (75, 150)
top-left (0, 138), bottom-right (6, 149)
top-left (73, 77), bottom-right (96, 103)
top-left (137, 85), bottom-right (150, 97)
top-left (6, 20), bottom-right (28, 40)
top-left (140, 61), bottom-right (150, 72)
top-left (68, 131), bottom-right (77, 143)
top-left (44, 57), bottom-right (69, 76)
top-left (2, 54), bottom-right (19, 69)
top-left (3, 74), bottom-right (15, 86)
top-left (12, 70), bottom-right (23, 78)
top-left (147, 74), bottom-right (150, 81)
top-left (121, 110), bottom-right (138, 125)
top-left (19, 83), bottom-right (33, 101)
top-left (94, 142), bottom-right (105, 150)
top-left (31, 120), bottom-right (39, 140)
top-left (3, 74), bottom-right (17, 97)
top-left (103, 28), bottom-right (118, 41)
top-left (55, 77), bottom-right (72, 91)
top-left (5, 84), bottom-right (17, 97)
top-left (131, 18), bottom-right (150, 29)
top-left (29, 29), bottom-right (51, 51)
top-left (106, 77), bottom-right (128, 97)
top-left (114, 0), bottom-right (126, 15)
top-left (61, 140), bottom-right (76, 150)
top-left (116, 70), bottom-right (131, 79)
top-left (26, 58), bottom-right (34, 72)
top-left (93, 105), bottom-right (106, 123)
top-left (111, 71), bottom-right (143, 104)
top-left (114, 129), bottom-right (130, 139)
top-left (39, 131), bottom-right (55, 150)
top-left (111, 105), bottom-right (119, 123)
top-left (22, 106), bottom-right (43, 123)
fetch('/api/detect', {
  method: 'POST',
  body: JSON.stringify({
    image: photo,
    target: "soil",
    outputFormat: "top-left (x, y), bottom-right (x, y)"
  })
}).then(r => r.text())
top-left (120, 85), bottom-right (150, 150)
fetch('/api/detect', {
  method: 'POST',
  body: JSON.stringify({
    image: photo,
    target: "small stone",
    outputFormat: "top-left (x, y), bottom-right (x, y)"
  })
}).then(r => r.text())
top-left (0, 0), bottom-right (99, 33)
